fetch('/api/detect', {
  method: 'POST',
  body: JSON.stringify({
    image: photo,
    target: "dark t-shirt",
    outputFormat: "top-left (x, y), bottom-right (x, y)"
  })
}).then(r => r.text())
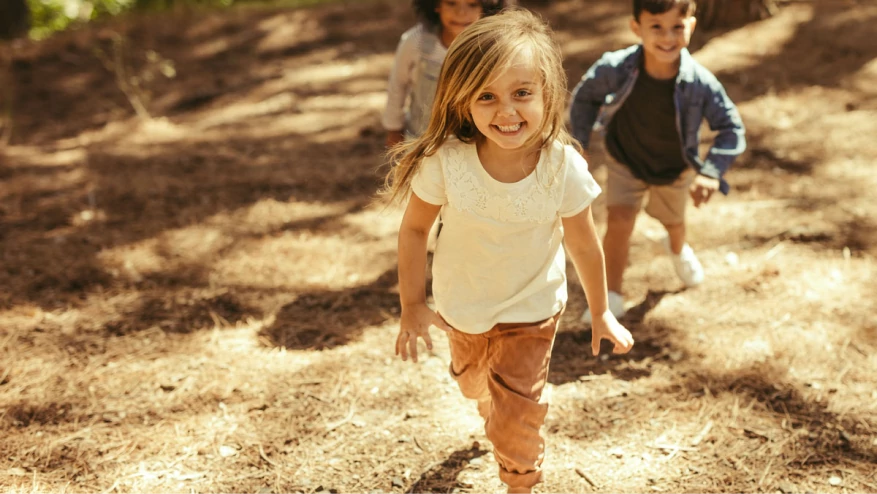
top-left (605, 69), bottom-right (688, 185)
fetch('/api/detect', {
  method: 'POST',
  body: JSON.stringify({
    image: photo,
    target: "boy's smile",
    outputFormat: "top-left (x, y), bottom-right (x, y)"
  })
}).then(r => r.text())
top-left (631, 8), bottom-right (697, 79)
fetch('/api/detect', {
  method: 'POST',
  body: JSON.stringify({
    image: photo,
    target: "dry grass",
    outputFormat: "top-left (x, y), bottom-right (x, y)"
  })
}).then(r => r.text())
top-left (1, 0), bottom-right (876, 493)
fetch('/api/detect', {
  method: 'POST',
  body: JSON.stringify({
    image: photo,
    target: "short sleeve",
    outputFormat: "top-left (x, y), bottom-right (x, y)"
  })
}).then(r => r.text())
top-left (558, 146), bottom-right (602, 217)
top-left (411, 152), bottom-right (447, 205)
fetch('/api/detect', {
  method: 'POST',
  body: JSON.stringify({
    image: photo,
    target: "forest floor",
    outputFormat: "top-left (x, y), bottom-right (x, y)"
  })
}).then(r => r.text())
top-left (1, 0), bottom-right (876, 492)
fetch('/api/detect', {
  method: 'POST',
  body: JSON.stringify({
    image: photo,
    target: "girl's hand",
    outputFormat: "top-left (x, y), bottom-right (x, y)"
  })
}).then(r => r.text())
top-left (590, 311), bottom-right (634, 356)
top-left (385, 130), bottom-right (405, 149)
top-left (395, 303), bottom-right (453, 363)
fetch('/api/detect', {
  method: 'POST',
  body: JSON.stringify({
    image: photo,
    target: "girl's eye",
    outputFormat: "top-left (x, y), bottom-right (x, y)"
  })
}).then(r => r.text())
top-left (674, 25), bottom-right (684, 30)
top-left (478, 93), bottom-right (495, 101)
top-left (516, 90), bottom-right (532, 97)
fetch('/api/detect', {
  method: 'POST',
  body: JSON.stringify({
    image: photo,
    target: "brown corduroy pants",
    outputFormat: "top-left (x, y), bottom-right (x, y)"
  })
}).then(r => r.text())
top-left (446, 314), bottom-right (559, 489)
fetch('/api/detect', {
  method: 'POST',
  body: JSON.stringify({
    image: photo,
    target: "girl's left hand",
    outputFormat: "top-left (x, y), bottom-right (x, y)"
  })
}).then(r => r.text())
top-left (590, 312), bottom-right (634, 356)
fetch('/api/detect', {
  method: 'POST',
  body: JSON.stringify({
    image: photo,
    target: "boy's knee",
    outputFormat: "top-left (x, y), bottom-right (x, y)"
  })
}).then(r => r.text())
top-left (606, 205), bottom-right (638, 232)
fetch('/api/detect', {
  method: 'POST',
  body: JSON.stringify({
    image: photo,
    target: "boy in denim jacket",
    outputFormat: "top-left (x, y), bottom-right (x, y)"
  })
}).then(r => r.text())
top-left (570, 0), bottom-right (746, 321)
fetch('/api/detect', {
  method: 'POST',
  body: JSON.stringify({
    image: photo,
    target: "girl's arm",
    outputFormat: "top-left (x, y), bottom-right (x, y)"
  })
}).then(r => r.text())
top-left (396, 194), bottom-right (452, 363)
top-left (382, 29), bottom-right (419, 143)
top-left (562, 205), bottom-right (634, 356)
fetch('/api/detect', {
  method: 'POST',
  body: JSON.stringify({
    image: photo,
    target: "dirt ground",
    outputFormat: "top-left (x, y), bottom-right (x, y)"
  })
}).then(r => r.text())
top-left (1, 0), bottom-right (876, 492)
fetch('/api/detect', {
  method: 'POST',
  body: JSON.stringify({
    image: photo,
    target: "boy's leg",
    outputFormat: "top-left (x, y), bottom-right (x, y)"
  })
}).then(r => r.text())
top-left (447, 327), bottom-right (491, 420)
top-left (644, 169), bottom-right (693, 251)
top-left (604, 160), bottom-right (648, 295)
top-left (483, 315), bottom-right (559, 490)
top-left (645, 170), bottom-right (704, 286)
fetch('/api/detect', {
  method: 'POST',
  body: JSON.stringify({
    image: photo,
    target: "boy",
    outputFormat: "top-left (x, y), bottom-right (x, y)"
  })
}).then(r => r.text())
top-left (569, 0), bottom-right (746, 321)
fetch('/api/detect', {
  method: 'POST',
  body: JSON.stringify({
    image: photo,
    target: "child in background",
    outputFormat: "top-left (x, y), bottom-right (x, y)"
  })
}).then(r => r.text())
top-left (383, 9), bottom-right (634, 493)
top-left (569, 0), bottom-right (746, 322)
top-left (382, 0), bottom-right (511, 148)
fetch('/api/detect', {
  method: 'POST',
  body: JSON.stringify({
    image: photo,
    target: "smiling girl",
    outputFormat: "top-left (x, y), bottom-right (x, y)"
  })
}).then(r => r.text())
top-left (382, 9), bottom-right (633, 493)
top-left (381, 0), bottom-right (512, 148)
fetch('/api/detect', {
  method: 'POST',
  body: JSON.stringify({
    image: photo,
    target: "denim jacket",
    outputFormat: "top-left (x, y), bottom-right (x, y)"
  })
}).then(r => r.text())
top-left (569, 45), bottom-right (746, 194)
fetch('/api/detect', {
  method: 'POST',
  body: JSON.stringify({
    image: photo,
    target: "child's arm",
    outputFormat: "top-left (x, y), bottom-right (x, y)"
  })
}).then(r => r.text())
top-left (396, 193), bottom-right (452, 363)
top-left (569, 54), bottom-right (617, 150)
top-left (382, 30), bottom-right (419, 147)
top-left (698, 75), bottom-right (747, 195)
top-left (562, 205), bottom-right (634, 356)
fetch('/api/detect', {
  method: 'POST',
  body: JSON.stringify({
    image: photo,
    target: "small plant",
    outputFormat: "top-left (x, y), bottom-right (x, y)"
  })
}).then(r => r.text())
top-left (93, 32), bottom-right (176, 120)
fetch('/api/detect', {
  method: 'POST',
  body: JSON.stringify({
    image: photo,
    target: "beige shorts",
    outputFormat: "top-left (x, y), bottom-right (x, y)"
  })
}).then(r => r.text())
top-left (606, 159), bottom-right (694, 226)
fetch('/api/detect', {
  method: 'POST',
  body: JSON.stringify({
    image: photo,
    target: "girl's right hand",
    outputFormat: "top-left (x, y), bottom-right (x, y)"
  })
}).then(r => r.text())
top-left (385, 130), bottom-right (405, 149)
top-left (590, 311), bottom-right (634, 356)
top-left (395, 303), bottom-right (453, 363)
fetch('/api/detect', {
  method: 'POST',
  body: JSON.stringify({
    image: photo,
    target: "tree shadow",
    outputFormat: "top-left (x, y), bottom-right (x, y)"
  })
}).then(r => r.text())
top-left (259, 268), bottom-right (399, 350)
top-left (550, 290), bottom-right (675, 385)
top-left (709, 2), bottom-right (877, 105)
top-left (407, 445), bottom-right (489, 494)
top-left (676, 364), bottom-right (877, 468)
top-left (7, 0), bottom-right (409, 145)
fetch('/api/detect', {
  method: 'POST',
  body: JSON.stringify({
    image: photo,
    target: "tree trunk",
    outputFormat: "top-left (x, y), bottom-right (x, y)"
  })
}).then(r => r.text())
top-left (0, 0), bottom-right (30, 40)
top-left (697, 0), bottom-right (778, 30)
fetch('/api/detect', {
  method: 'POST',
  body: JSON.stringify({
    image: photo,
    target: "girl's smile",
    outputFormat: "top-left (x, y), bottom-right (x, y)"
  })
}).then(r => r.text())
top-left (469, 48), bottom-right (544, 159)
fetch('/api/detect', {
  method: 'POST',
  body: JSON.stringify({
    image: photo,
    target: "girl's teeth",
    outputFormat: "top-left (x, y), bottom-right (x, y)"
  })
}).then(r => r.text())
top-left (498, 123), bottom-right (522, 133)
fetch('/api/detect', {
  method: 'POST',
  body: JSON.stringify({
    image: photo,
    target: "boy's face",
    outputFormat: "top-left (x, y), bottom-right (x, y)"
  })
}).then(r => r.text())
top-left (435, 0), bottom-right (483, 41)
top-left (631, 8), bottom-right (697, 67)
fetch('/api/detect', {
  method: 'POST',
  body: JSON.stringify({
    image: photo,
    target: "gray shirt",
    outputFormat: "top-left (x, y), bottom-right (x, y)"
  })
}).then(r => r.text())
top-left (382, 25), bottom-right (447, 137)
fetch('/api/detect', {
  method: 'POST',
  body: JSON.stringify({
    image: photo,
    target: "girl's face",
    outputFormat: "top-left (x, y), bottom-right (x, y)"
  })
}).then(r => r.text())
top-left (435, 0), bottom-right (483, 42)
top-left (469, 49), bottom-right (545, 153)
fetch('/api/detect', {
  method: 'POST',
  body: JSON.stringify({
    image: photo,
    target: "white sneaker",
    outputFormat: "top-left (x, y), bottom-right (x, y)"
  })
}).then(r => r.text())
top-left (581, 291), bottom-right (626, 323)
top-left (662, 236), bottom-right (704, 287)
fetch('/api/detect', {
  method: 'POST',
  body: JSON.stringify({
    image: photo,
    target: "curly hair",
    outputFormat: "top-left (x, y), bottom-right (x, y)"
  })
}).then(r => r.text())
top-left (413, 0), bottom-right (511, 30)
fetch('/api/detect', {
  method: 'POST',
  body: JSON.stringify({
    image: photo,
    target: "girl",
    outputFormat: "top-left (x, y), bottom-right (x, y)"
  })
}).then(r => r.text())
top-left (382, 9), bottom-right (634, 493)
top-left (382, 0), bottom-right (512, 148)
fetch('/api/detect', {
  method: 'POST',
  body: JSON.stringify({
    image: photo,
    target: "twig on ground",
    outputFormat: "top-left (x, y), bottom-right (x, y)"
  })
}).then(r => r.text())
top-left (325, 400), bottom-right (357, 431)
top-left (576, 468), bottom-right (599, 489)
top-left (691, 420), bottom-right (714, 446)
top-left (259, 444), bottom-right (278, 467)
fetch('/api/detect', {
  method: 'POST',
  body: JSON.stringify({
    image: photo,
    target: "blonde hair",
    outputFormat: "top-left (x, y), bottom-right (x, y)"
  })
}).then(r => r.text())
top-left (381, 8), bottom-right (580, 204)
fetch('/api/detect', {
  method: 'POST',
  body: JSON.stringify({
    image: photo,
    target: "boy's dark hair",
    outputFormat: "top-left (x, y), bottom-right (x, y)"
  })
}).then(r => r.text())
top-left (633, 0), bottom-right (696, 20)
top-left (413, 0), bottom-right (509, 30)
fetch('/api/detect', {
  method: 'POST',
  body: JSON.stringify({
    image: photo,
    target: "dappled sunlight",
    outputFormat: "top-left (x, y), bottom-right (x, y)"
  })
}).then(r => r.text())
top-left (255, 11), bottom-right (325, 55)
top-left (695, 5), bottom-right (810, 74)
top-left (850, 58), bottom-right (877, 96)
top-left (282, 55), bottom-right (392, 87)
top-left (2, 0), bottom-right (877, 492)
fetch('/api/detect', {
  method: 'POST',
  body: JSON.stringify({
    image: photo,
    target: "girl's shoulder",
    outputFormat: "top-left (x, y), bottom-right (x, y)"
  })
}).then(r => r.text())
top-left (399, 23), bottom-right (442, 45)
top-left (544, 139), bottom-right (584, 169)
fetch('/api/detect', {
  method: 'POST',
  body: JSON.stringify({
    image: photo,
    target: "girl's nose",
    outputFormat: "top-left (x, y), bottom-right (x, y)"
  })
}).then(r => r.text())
top-left (498, 104), bottom-right (516, 116)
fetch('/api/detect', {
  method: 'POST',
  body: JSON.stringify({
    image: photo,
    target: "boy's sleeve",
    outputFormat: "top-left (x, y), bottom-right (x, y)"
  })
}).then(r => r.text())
top-left (569, 54), bottom-right (615, 150)
top-left (411, 153), bottom-right (447, 206)
top-left (381, 29), bottom-right (418, 132)
top-left (559, 147), bottom-right (602, 218)
top-left (700, 75), bottom-right (747, 192)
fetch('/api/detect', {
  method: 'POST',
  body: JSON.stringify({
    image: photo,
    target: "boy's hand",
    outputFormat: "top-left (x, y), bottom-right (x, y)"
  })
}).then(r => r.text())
top-left (385, 130), bottom-right (404, 149)
top-left (396, 303), bottom-right (453, 363)
top-left (690, 175), bottom-right (720, 208)
top-left (590, 311), bottom-right (634, 356)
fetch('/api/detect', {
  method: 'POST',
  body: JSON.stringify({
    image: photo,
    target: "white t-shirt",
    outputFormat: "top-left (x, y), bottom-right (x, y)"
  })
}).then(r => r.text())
top-left (382, 25), bottom-right (448, 137)
top-left (411, 137), bottom-right (602, 334)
